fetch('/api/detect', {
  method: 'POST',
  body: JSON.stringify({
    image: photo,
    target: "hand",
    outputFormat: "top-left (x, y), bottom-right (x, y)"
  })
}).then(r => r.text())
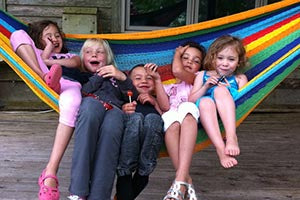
top-left (44, 37), bottom-right (55, 52)
top-left (174, 45), bottom-right (189, 57)
top-left (97, 65), bottom-right (126, 81)
top-left (138, 93), bottom-right (155, 105)
top-left (144, 63), bottom-right (160, 81)
top-left (122, 101), bottom-right (137, 114)
top-left (205, 75), bottom-right (229, 87)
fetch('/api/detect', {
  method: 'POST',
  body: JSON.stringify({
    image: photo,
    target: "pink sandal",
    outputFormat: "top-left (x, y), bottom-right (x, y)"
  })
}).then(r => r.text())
top-left (44, 64), bottom-right (62, 94)
top-left (38, 169), bottom-right (60, 200)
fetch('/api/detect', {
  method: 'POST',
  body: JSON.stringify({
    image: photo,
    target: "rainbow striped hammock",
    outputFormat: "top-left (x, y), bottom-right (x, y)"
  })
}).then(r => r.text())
top-left (0, 0), bottom-right (299, 156)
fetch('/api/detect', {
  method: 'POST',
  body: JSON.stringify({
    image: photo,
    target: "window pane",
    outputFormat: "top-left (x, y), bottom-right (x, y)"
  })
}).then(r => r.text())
top-left (197, 0), bottom-right (282, 23)
top-left (198, 0), bottom-right (256, 22)
top-left (129, 0), bottom-right (187, 27)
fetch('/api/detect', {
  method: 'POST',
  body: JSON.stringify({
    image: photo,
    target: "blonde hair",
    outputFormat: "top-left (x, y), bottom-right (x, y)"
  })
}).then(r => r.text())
top-left (80, 38), bottom-right (116, 70)
top-left (203, 35), bottom-right (248, 72)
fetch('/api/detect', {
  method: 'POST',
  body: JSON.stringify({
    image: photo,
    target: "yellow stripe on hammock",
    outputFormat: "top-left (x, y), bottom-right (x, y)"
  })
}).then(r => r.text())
top-left (0, 38), bottom-right (59, 112)
top-left (246, 17), bottom-right (300, 56)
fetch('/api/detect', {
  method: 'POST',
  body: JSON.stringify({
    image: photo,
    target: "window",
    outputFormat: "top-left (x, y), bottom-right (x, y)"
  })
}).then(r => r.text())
top-left (122, 0), bottom-right (282, 32)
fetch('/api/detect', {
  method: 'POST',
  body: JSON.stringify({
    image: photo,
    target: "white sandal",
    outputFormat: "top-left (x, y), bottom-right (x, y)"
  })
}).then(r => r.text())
top-left (186, 184), bottom-right (198, 200)
top-left (163, 180), bottom-right (188, 200)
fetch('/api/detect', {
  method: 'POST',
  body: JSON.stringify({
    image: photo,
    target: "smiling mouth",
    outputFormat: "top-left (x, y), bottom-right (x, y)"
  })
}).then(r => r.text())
top-left (90, 61), bottom-right (100, 65)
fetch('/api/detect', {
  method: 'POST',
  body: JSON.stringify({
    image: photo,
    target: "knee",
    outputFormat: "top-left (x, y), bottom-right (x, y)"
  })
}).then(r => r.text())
top-left (144, 114), bottom-right (163, 132)
top-left (214, 86), bottom-right (230, 98)
top-left (103, 108), bottom-right (124, 135)
top-left (127, 112), bottom-right (144, 125)
top-left (59, 94), bottom-right (82, 113)
top-left (184, 113), bottom-right (197, 124)
top-left (199, 98), bottom-right (215, 111)
top-left (78, 98), bottom-right (105, 121)
top-left (10, 30), bottom-right (32, 51)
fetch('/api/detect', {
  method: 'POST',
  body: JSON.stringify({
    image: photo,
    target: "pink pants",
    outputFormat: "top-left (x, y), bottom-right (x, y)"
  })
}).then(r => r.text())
top-left (10, 30), bottom-right (82, 127)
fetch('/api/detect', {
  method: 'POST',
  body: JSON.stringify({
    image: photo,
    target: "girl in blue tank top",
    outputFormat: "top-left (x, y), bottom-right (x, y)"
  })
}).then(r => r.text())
top-left (189, 35), bottom-right (248, 169)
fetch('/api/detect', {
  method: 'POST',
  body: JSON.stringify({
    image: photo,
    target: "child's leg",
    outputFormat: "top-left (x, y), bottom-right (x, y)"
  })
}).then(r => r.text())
top-left (69, 97), bottom-right (107, 197)
top-left (164, 122), bottom-right (180, 170)
top-left (15, 44), bottom-right (45, 77)
top-left (89, 107), bottom-right (124, 199)
top-left (214, 86), bottom-right (240, 156)
top-left (116, 175), bottom-right (134, 200)
top-left (199, 98), bottom-right (238, 168)
top-left (44, 123), bottom-right (73, 188)
top-left (134, 113), bottom-right (164, 198)
top-left (117, 113), bottom-right (143, 177)
top-left (116, 113), bottom-right (144, 200)
top-left (176, 114), bottom-right (197, 182)
top-left (10, 30), bottom-right (49, 78)
top-left (42, 80), bottom-right (82, 187)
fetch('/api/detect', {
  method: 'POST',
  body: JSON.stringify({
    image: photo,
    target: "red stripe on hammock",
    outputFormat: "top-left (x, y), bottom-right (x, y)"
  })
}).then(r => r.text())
top-left (243, 13), bottom-right (300, 45)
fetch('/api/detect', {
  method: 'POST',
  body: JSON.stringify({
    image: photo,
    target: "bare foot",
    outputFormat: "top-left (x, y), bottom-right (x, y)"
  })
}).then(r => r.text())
top-left (225, 136), bottom-right (240, 156)
top-left (217, 148), bottom-right (238, 168)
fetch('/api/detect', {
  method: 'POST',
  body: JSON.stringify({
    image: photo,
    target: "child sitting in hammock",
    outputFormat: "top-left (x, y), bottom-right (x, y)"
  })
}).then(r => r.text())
top-left (116, 63), bottom-right (165, 200)
top-left (189, 35), bottom-right (248, 169)
top-left (156, 41), bottom-right (206, 200)
top-left (10, 21), bottom-right (90, 200)
top-left (68, 38), bottom-right (138, 200)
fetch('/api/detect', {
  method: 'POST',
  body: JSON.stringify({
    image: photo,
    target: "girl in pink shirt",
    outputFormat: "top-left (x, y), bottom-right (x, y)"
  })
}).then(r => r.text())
top-left (10, 20), bottom-right (83, 200)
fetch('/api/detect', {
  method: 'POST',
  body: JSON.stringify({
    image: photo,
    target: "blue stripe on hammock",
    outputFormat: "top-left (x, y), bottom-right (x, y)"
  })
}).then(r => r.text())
top-left (0, 19), bottom-right (17, 33)
top-left (0, 10), bottom-right (27, 31)
top-left (0, 47), bottom-right (58, 106)
top-left (110, 9), bottom-right (299, 69)
top-left (236, 49), bottom-right (300, 107)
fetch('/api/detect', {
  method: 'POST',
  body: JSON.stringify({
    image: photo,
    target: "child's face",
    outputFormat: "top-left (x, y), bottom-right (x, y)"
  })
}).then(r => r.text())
top-left (82, 45), bottom-right (107, 73)
top-left (130, 66), bottom-right (154, 94)
top-left (41, 24), bottom-right (63, 53)
top-left (215, 46), bottom-right (239, 76)
top-left (181, 47), bottom-right (202, 73)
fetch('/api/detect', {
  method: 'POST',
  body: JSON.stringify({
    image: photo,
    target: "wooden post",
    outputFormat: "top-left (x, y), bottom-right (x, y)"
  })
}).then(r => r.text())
top-left (0, 0), bottom-right (6, 11)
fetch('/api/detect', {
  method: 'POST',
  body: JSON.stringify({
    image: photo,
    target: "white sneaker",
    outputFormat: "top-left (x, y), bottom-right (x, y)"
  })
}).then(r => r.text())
top-left (67, 194), bottom-right (86, 200)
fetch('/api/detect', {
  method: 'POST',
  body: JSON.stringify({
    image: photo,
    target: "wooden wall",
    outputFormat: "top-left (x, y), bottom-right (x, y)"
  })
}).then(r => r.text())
top-left (1, 0), bottom-right (121, 33)
top-left (0, 0), bottom-right (299, 110)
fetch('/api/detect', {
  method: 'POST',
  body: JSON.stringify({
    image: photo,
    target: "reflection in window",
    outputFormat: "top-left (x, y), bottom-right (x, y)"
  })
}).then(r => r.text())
top-left (129, 0), bottom-right (187, 27)
top-left (199, 0), bottom-right (256, 22)
top-left (124, 0), bottom-right (282, 31)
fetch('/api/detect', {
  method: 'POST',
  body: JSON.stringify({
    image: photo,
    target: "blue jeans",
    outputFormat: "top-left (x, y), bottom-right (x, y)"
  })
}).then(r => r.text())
top-left (69, 97), bottom-right (124, 200)
top-left (117, 112), bottom-right (164, 176)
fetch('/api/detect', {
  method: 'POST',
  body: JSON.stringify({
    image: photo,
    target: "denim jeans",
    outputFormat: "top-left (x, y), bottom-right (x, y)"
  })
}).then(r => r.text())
top-left (69, 97), bottom-right (124, 200)
top-left (117, 112), bottom-right (164, 176)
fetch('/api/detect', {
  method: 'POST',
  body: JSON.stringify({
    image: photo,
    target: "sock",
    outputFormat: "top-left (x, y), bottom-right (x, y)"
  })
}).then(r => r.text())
top-left (116, 175), bottom-right (134, 200)
top-left (132, 173), bottom-right (149, 199)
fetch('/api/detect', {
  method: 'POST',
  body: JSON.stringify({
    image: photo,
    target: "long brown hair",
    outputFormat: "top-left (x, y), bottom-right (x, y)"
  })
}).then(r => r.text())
top-left (27, 20), bottom-right (68, 53)
top-left (203, 35), bottom-right (248, 72)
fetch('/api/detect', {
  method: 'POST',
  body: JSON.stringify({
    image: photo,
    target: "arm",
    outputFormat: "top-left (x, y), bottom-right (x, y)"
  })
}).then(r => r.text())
top-left (137, 93), bottom-right (163, 115)
top-left (41, 37), bottom-right (81, 68)
top-left (97, 65), bottom-right (139, 100)
top-left (145, 63), bottom-right (170, 112)
top-left (172, 45), bottom-right (196, 85)
top-left (82, 74), bottom-right (104, 94)
top-left (188, 71), bottom-right (208, 102)
top-left (41, 37), bottom-right (53, 61)
top-left (43, 55), bottom-right (81, 68)
top-left (236, 74), bottom-right (248, 89)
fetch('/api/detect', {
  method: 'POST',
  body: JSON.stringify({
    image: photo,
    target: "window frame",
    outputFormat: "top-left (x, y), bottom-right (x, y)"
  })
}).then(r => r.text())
top-left (121, 0), bottom-right (271, 32)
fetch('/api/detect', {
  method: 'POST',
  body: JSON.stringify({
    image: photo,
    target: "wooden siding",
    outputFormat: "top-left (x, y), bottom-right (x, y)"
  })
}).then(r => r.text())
top-left (5, 0), bottom-right (121, 33)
